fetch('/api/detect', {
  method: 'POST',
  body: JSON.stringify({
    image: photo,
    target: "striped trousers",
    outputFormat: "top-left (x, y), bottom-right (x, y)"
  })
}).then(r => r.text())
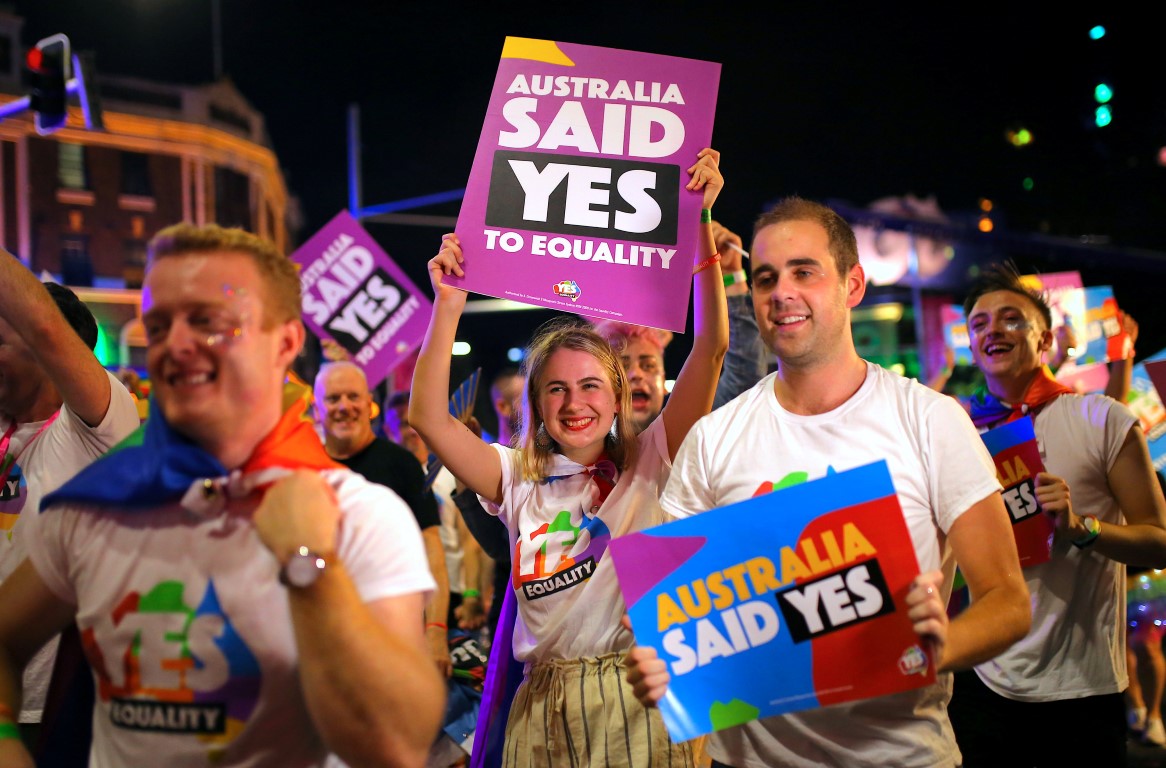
top-left (502, 651), bottom-right (697, 768)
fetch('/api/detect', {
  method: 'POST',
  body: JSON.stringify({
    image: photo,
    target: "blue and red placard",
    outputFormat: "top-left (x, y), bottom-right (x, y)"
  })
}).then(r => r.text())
top-left (979, 416), bottom-right (1053, 567)
top-left (1128, 348), bottom-right (1166, 474)
top-left (608, 461), bottom-right (932, 742)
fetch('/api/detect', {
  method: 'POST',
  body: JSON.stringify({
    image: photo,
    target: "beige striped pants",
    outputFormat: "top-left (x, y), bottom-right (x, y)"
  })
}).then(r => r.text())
top-left (501, 651), bottom-right (698, 768)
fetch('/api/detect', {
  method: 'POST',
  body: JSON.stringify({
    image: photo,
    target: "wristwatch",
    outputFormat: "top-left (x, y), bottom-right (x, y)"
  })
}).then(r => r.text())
top-left (280, 546), bottom-right (328, 588)
top-left (1071, 515), bottom-right (1101, 549)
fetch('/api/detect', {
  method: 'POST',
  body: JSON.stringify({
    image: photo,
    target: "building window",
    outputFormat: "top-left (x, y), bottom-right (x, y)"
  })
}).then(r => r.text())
top-left (124, 239), bottom-right (147, 289)
top-left (120, 152), bottom-right (152, 197)
top-left (61, 235), bottom-right (93, 287)
top-left (214, 167), bottom-right (251, 229)
top-left (58, 143), bottom-right (89, 190)
top-left (0, 35), bottom-right (12, 76)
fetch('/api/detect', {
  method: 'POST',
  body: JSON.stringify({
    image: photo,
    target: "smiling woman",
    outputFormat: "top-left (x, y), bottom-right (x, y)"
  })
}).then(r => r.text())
top-left (517, 318), bottom-right (638, 481)
top-left (408, 147), bottom-right (728, 768)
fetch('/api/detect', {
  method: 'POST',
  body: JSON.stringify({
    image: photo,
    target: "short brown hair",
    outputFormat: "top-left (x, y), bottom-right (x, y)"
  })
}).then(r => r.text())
top-left (962, 261), bottom-right (1053, 331)
top-left (518, 317), bottom-right (638, 482)
top-left (753, 196), bottom-right (859, 276)
top-left (147, 223), bottom-right (301, 326)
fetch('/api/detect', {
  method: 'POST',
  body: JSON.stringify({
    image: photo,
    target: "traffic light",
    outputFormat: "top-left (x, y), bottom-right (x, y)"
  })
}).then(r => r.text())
top-left (26, 34), bottom-right (72, 135)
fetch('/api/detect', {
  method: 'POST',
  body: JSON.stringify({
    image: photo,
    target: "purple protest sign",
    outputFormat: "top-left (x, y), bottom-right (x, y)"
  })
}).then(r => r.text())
top-left (450, 37), bottom-right (720, 332)
top-left (290, 210), bottom-right (432, 388)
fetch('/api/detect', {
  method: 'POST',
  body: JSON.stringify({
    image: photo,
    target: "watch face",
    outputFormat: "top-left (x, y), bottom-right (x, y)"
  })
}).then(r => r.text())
top-left (285, 551), bottom-right (325, 588)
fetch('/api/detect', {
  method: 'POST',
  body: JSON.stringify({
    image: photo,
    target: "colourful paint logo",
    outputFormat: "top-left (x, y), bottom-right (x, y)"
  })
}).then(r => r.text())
top-left (897, 645), bottom-right (928, 676)
top-left (0, 461), bottom-right (24, 541)
top-left (82, 578), bottom-right (260, 751)
top-left (513, 509), bottom-right (610, 600)
top-left (552, 280), bottom-right (581, 302)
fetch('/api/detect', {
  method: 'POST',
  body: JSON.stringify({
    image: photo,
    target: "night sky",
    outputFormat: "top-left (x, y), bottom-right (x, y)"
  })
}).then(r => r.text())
top-left (12, 1), bottom-right (1166, 383)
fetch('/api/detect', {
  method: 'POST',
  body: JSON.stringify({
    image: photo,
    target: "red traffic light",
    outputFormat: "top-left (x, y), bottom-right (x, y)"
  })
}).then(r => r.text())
top-left (26, 34), bottom-right (71, 135)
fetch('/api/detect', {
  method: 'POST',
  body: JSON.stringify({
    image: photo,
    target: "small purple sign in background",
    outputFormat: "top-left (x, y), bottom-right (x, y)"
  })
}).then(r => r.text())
top-left (451, 37), bottom-right (720, 332)
top-left (291, 210), bottom-right (432, 388)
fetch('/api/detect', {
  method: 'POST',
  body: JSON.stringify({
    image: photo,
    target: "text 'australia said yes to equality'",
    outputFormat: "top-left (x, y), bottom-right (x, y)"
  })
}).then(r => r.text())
top-left (486, 74), bottom-right (692, 250)
top-left (653, 522), bottom-right (896, 677)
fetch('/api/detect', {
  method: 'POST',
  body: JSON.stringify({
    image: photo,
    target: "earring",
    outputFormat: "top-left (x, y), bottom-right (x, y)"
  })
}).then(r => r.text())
top-left (607, 417), bottom-right (620, 444)
top-left (535, 423), bottom-right (555, 451)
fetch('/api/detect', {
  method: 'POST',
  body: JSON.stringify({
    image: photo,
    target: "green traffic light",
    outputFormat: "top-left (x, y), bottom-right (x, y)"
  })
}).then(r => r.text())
top-left (1094, 83), bottom-right (1113, 104)
top-left (1089, 25), bottom-right (1106, 40)
top-left (1095, 105), bottom-right (1112, 127)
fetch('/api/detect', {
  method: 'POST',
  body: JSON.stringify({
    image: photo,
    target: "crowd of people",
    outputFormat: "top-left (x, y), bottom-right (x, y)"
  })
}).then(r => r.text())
top-left (0, 147), bottom-right (1163, 768)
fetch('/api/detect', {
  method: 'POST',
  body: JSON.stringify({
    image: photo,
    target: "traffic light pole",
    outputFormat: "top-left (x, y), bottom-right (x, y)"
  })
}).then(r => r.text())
top-left (0, 95), bottom-right (31, 121)
top-left (0, 75), bottom-right (98, 125)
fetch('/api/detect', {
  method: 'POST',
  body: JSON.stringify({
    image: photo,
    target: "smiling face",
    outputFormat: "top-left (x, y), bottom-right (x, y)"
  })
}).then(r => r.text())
top-left (750, 219), bottom-right (865, 370)
top-left (142, 251), bottom-right (303, 463)
top-left (967, 289), bottom-right (1052, 390)
top-left (619, 336), bottom-right (665, 433)
top-left (316, 363), bottom-right (375, 458)
top-left (535, 347), bottom-right (619, 465)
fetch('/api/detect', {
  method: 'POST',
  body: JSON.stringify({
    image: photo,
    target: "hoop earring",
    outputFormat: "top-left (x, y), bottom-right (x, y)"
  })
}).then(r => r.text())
top-left (535, 422), bottom-right (555, 451)
top-left (607, 417), bottom-right (620, 444)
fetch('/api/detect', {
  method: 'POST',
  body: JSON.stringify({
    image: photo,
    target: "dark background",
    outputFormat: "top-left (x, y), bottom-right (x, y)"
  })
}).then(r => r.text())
top-left (13, 1), bottom-right (1166, 425)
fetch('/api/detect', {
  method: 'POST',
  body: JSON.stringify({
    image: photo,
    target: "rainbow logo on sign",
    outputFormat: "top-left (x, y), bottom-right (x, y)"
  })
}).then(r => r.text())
top-left (553, 280), bottom-right (581, 301)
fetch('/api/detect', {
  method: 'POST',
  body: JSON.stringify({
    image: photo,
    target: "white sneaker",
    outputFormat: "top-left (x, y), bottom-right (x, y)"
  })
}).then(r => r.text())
top-left (1144, 718), bottom-right (1166, 747)
top-left (1131, 706), bottom-right (1148, 732)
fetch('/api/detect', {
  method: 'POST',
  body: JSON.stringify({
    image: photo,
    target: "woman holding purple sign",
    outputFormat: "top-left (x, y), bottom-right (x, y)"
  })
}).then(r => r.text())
top-left (410, 148), bottom-right (728, 767)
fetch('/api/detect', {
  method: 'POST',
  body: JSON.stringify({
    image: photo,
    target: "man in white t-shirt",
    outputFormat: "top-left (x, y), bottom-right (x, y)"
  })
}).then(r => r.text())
top-left (626, 197), bottom-right (1032, 768)
top-left (0, 224), bottom-right (444, 768)
top-left (947, 263), bottom-right (1166, 766)
top-left (0, 250), bottom-right (140, 748)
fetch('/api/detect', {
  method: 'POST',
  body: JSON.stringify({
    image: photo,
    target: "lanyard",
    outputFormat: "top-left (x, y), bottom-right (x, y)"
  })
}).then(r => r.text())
top-left (0, 411), bottom-right (60, 488)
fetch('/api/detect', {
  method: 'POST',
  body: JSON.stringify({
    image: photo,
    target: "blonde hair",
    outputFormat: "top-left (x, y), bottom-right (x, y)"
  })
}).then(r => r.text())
top-left (147, 223), bottom-right (301, 327)
top-left (519, 317), bottom-right (638, 482)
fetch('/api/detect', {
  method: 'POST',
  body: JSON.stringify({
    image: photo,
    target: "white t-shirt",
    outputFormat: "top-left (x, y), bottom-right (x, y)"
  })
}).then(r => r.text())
top-left (27, 468), bottom-right (435, 768)
top-left (661, 364), bottom-right (1000, 768)
top-left (974, 393), bottom-right (1136, 701)
top-left (0, 369), bottom-right (139, 722)
top-left (484, 417), bottom-right (671, 664)
top-left (432, 466), bottom-right (465, 594)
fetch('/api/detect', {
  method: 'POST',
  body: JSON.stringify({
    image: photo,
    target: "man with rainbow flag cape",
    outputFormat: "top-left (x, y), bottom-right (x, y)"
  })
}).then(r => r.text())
top-left (0, 223), bottom-right (445, 768)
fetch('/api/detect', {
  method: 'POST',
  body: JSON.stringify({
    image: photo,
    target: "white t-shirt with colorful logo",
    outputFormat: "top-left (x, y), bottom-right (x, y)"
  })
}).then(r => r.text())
top-left (485, 418), bottom-right (670, 664)
top-left (661, 364), bottom-right (1001, 768)
top-left (28, 468), bottom-right (434, 767)
top-left (0, 370), bottom-right (139, 722)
